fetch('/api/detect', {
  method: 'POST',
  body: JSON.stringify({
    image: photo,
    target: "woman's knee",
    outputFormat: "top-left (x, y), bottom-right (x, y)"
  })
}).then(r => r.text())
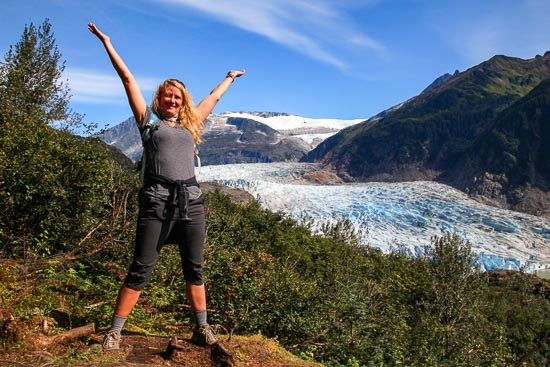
top-left (183, 267), bottom-right (204, 285)
top-left (124, 262), bottom-right (155, 290)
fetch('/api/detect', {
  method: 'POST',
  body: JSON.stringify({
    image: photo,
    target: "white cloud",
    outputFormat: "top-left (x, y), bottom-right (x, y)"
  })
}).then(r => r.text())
top-left (149, 0), bottom-right (385, 70)
top-left (64, 68), bottom-right (158, 104)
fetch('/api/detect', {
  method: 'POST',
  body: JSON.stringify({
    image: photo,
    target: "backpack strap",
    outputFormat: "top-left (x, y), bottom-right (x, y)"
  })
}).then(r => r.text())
top-left (139, 113), bottom-right (159, 187)
top-left (194, 145), bottom-right (201, 169)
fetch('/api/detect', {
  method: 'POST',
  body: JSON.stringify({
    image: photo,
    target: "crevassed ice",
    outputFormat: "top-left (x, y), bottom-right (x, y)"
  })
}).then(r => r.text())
top-left (197, 162), bottom-right (550, 272)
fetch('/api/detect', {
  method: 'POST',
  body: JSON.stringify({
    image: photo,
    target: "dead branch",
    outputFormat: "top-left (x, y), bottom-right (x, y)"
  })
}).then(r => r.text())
top-left (35, 323), bottom-right (95, 347)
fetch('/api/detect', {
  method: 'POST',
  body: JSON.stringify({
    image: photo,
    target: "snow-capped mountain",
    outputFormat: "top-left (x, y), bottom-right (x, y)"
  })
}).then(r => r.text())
top-left (99, 112), bottom-right (366, 163)
top-left (222, 112), bottom-right (367, 146)
top-left (196, 162), bottom-right (550, 274)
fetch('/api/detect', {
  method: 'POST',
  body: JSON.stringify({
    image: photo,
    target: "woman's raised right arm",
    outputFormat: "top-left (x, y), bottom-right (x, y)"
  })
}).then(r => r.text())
top-left (88, 23), bottom-right (147, 125)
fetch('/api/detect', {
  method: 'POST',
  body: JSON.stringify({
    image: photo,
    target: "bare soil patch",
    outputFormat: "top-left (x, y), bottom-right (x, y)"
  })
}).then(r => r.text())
top-left (0, 330), bottom-right (321, 367)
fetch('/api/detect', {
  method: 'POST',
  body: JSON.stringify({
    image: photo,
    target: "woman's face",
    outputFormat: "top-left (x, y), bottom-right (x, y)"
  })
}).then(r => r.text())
top-left (159, 84), bottom-right (183, 118)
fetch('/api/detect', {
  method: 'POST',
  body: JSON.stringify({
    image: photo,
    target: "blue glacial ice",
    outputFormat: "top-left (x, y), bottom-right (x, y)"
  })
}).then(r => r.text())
top-left (197, 162), bottom-right (550, 273)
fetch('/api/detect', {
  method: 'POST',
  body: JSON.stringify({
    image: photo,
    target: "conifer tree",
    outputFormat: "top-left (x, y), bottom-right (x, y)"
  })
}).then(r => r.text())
top-left (0, 19), bottom-right (137, 257)
top-left (0, 19), bottom-right (80, 126)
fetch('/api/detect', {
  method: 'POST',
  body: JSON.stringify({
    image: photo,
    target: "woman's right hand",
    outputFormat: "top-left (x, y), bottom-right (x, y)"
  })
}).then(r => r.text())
top-left (88, 23), bottom-right (109, 43)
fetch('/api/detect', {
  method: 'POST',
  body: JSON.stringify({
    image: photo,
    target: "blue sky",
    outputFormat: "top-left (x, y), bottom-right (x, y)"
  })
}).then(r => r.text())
top-left (1, 0), bottom-right (549, 130)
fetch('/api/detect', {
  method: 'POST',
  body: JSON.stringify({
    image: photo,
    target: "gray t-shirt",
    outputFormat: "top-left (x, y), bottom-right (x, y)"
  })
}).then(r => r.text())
top-left (140, 107), bottom-right (202, 200)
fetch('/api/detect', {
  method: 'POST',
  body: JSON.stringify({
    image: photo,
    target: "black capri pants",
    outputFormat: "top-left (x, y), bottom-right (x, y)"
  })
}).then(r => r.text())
top-left (124, 184), bottom-right (206, 290)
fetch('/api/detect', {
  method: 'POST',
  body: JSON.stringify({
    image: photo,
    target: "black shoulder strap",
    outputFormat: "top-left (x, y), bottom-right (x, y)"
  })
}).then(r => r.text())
top-left (139, 113), bottom-right (159, 187)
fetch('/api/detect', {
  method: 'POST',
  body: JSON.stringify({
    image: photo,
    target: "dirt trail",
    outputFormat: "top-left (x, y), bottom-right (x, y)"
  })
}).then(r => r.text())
top-left (0, 332), bottom-right (322, 367)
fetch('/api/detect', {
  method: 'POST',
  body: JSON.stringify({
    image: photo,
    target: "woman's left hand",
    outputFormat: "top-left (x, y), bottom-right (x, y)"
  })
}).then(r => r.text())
top-left (227, 69), bottom-right (246, 79)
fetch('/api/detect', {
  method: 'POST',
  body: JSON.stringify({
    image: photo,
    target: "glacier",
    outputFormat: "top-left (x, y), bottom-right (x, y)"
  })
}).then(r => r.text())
top-left (196, 162), bottom-right (550, 273)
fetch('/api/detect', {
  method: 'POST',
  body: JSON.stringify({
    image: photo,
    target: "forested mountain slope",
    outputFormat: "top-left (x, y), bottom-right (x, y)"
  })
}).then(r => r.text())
top-left (303, 52), bottom-right (550, 216)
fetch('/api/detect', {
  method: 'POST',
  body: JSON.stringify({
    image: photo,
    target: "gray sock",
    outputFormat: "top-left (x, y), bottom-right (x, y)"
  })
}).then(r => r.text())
top-left (194, 310), bottom-right (207, 327)
top-left (111, 315), bottom-right (127, 333)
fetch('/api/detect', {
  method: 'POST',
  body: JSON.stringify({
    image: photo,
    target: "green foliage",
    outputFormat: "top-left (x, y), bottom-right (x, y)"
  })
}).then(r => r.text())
top-left (200, 195), bottom-right (522, 366)
top-left (0, 19), bottom-right (140, 257)
top-left (485, 270), bottom-right (550, 367)
top-left (1, 184), bottom-right (548, 366)
top-left (407, 235), bottom-right (513, 366)
top-left (0, 19), bottom-right (77, 126)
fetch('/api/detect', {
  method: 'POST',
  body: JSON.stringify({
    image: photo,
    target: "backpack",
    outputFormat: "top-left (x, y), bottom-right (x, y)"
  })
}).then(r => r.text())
top-left (137, 113), bottom-right (159, 187)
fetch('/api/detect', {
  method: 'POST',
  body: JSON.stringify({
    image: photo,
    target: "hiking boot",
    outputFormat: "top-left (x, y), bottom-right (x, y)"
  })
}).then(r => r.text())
top-left (191, 324), bottom-right (218, 346)
top-left (102, 329), bottom-right (121, 351)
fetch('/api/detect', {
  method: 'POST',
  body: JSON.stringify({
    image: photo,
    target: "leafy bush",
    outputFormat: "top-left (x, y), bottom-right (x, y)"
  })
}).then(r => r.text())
top-left (0, 19), bottom-right (140, 258)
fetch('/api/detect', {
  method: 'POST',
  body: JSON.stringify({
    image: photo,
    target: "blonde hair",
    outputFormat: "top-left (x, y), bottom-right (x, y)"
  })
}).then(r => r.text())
top-left (151, 79), bottom-right (204, 144)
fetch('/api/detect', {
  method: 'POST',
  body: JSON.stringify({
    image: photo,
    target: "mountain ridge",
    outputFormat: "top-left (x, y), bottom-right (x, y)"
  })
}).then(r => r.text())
top-left (99, 112), bottom-right (365, 164)
top-left (302, 51), bottom-right (550, 217)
